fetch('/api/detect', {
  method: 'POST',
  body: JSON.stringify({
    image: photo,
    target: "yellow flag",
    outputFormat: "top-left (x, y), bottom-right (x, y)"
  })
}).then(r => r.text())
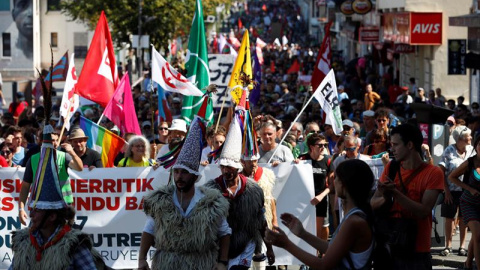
top-left (228, 30), bottom-right (252, 104)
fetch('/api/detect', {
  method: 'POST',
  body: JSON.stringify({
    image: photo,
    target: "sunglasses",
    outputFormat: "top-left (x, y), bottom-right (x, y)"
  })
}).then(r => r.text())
top-left (314, 143), bottom-right (328, 148)
top-left (376, 119), bottom-right (388, 123)
top-left (1, 149), bottom-right (14, 156)
top-left (345, 147), bottom-right (357, 152)
top-left (159, 127), bottom-right (169, 131)
top-left (308, 130), bottom-right (321, 134)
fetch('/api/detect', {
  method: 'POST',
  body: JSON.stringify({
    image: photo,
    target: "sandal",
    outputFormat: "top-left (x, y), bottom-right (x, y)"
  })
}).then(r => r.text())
top-left (440, 247), bottom-right (452, 256)
top-left (458, 247), bottom-right (468, 256)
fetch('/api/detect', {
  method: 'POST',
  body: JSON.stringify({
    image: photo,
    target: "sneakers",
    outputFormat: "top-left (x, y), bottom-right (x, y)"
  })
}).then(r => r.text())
top-left (440, 247), bottom-right (452, 256)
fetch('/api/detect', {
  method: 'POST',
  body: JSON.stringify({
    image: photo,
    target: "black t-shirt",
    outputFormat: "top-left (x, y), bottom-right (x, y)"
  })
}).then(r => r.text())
top-left (80, 148), bottom-right (103, 168)
top-left (299, 153), bottom-right (331, 196)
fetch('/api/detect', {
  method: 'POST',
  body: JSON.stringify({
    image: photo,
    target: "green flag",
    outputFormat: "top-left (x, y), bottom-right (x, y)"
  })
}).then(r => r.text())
top-left (181, 0), bottom-right (213, 125)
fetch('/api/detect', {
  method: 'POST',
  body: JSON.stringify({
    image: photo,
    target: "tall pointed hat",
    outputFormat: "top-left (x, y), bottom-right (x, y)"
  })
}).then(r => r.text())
top-left (170, 92), bottom-right (212, 175)
top-left (219, 105), bottom-right (244, 170)
top-left (29, 49), bottom-right (67, 210)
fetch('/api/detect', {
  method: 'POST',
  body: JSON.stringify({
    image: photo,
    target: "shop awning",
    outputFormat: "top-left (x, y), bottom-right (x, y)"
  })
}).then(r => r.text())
top-left (449, 13), bottom-right (480, 27)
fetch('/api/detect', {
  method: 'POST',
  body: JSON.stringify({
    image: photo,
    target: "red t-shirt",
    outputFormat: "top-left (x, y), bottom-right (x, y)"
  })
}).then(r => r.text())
top-left (8, 101), bottom-right (27, 118)
top-left (380, 162), bottom-right (443, 253)
top-left (0, 155), bottom-right (8, 167)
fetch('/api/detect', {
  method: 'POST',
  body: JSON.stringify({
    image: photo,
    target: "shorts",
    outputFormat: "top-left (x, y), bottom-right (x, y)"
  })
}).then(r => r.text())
top-left (441, 191), bottom-right (462, 219)
top-left (315, 194), bottom-right (328, 218)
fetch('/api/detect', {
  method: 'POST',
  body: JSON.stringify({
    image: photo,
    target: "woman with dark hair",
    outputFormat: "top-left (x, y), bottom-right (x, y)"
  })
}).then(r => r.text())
top-left (265, 159), bottom-right (374, 269)
top-left (363, 129), bottom-right (388, 156)
top-left (449, 135), bottom-right (480, 270)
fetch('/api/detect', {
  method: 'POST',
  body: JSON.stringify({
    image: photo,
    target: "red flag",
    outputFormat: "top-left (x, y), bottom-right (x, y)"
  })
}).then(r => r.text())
top-left (103, 72), bottom-right (141, 135)
top-left (238, 18), bottom-right (243, 29)
top-left (270, 60), bottom-right (275, 73)
top-left (33, 51), bottom-right (69, 105)
top-left (76, 11), bottom-right (118, 108)
top-left (287, 59), bottom-right (300, 74)
top-left (311, 21), bottom-right (333, 92)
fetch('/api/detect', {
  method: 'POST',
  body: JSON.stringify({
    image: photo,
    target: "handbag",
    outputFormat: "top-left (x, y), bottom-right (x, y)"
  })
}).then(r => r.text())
top-left (373, 162), bottom-right (426, 269)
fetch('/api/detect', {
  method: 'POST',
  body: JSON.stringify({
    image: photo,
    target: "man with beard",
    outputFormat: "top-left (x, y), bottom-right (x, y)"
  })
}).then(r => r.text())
top-left (141, 115), bottom-right (231, 270)
top-left (206, 106), bottom-right (274, 269)
top-left (68, 128), bottom-right (103, 169)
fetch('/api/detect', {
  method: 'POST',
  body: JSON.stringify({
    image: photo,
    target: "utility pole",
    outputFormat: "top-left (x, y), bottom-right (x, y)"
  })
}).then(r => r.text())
top-left (138, 0), bottom-right (143, 78)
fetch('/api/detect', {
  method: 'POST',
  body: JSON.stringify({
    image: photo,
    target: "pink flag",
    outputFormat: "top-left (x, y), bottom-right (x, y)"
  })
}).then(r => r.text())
top-left (103, 72), bottom-right (141, 135)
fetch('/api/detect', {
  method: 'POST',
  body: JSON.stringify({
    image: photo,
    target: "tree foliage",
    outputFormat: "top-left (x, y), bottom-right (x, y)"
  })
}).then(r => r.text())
top-left (60, 0), bottom-right (231, 50)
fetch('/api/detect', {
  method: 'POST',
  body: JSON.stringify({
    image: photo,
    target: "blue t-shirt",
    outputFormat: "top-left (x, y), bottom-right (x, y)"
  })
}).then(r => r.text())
top-left (12, 147), bottom-right (25, 166)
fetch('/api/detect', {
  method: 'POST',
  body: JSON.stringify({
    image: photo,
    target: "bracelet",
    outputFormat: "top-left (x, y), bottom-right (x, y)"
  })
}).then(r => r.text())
top-left (218, 260), bottom-right (228, 266)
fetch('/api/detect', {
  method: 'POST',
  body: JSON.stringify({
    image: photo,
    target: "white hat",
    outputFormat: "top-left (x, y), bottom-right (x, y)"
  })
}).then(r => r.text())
top-left (172, 116), bottom-right (205, 175)
top-left (363, 110), bottom-right (375, 117)
top-left (342, 119), bottom-right (354, 127)
top-left (142, 121), bottom-right (152, 128)
top-left (219, 111), bottom-right (243, 170)
top-left (338, 85), bottom-right (345, 90)
top-left (169, 119), bottom-right (187, 133)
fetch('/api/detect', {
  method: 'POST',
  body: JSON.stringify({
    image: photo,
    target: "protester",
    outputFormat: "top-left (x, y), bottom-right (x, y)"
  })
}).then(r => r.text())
top-left (371, 124), bottom-right (443, 269)
top-left (0, 142), bottom-right (13, 167)
top-left (258, 121), bottom-right (294, 164)
top-left (9, 124), bottom-right (102, 269)
top-left (298, 133), bottom-right (331, 242)
top-left (438, 125), bottom-right (473, 257)
top-left (206, 108), bottom-right (274, 269)
top-left (117, 135), bottom-right (156, 167)
top-left (18, 131), bottom-right (83, 225)
top-left (141, 116), bottom-right (231, 270)
top-left (68, 128), bottom-right (103, 169)
top-left (155, 119), bottom-right (187, 159)
top-left (448, 135), bottom-right (480, 270)
top-left (6, 126), bottom-right (25, 166)
top-left (265, 159), bottom-right (374, 269)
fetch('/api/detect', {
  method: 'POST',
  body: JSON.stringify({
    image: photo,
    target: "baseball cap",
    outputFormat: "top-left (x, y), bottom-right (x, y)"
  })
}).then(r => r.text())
top-left (342, 119), bottom-right (354, 128)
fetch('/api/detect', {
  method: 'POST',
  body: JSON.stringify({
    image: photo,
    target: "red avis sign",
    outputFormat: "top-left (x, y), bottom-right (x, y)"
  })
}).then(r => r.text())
top-left (410, 12), bottom-right (442, 45)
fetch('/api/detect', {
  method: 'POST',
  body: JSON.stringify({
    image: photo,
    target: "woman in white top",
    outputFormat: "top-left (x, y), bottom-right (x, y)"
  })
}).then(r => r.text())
top-left (266, 159), bottom-right (374, 269)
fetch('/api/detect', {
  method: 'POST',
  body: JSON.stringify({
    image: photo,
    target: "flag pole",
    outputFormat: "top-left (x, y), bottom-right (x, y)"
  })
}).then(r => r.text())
top-left (267, 90), bottom-right (318, 163)
top-left (59, 95), bottom-right (76, 141)
top-left (214, 92), bottom-right (228, 133)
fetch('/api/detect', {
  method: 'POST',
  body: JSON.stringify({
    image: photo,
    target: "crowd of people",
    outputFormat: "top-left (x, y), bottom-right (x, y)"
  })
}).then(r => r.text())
top-left (1, 1), bottom-right (480, 269)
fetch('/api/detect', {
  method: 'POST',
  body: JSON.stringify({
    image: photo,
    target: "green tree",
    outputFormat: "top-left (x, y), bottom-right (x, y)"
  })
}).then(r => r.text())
top-left (60, 0), bottom-right (231, 50)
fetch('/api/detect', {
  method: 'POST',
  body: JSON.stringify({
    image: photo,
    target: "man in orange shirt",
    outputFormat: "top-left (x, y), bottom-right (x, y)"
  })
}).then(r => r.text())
top-left (371, 124), bottom-right (443, 269)
top-left (364, 83), bottom-right (381, 110)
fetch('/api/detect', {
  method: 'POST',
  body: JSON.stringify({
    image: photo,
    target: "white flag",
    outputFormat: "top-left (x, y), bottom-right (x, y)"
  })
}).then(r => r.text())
top-left (59, 53), bottom-right (79, 131)
top-left (312, 69), bottom-right (343, 135)
top-left (256, 37), bottom-right (267, 48)
top-left (274, 38), bottom-right (281, 47)
top-left (151, 47), bottom-right (204, 96)
top-left (218, 34), bottom-right (227, 53)
top-left (282, 35), bottom-right (288, 46)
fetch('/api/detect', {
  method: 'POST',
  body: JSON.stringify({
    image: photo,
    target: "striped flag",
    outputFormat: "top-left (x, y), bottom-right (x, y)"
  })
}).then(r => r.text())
top-left (33, 51), bottom-right (69, 105)
top-left (79, 116), bottom-right (126, 167)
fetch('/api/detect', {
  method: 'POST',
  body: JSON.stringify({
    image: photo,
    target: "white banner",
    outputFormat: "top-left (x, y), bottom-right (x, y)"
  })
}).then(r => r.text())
top-left (0, 162), bottom-right (316, 269)
top-left (208, 54), bottom-right (236, 108)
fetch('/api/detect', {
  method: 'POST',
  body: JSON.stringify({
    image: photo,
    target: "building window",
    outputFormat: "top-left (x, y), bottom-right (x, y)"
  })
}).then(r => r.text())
top-left (47, 0), bottom-right (61, 11)
top-left (2, 33), bottom-right (11, 57)
top-left (74, 32), bottom-right (88, 58)
top-left (0, 1), bottom-right (10, 11)
top-left (51, 32), bottom-right (58, 47)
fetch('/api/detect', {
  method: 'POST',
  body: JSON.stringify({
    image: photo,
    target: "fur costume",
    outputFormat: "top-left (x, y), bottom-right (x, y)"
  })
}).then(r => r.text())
top-left (254, 167), bottom-right (276, 229)
top-left (11, 228), bottom-right (104, 270)
top-left (143, 184), bottom-right (229, 270)
top-left (205, 178), bottom-right (265, 259)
